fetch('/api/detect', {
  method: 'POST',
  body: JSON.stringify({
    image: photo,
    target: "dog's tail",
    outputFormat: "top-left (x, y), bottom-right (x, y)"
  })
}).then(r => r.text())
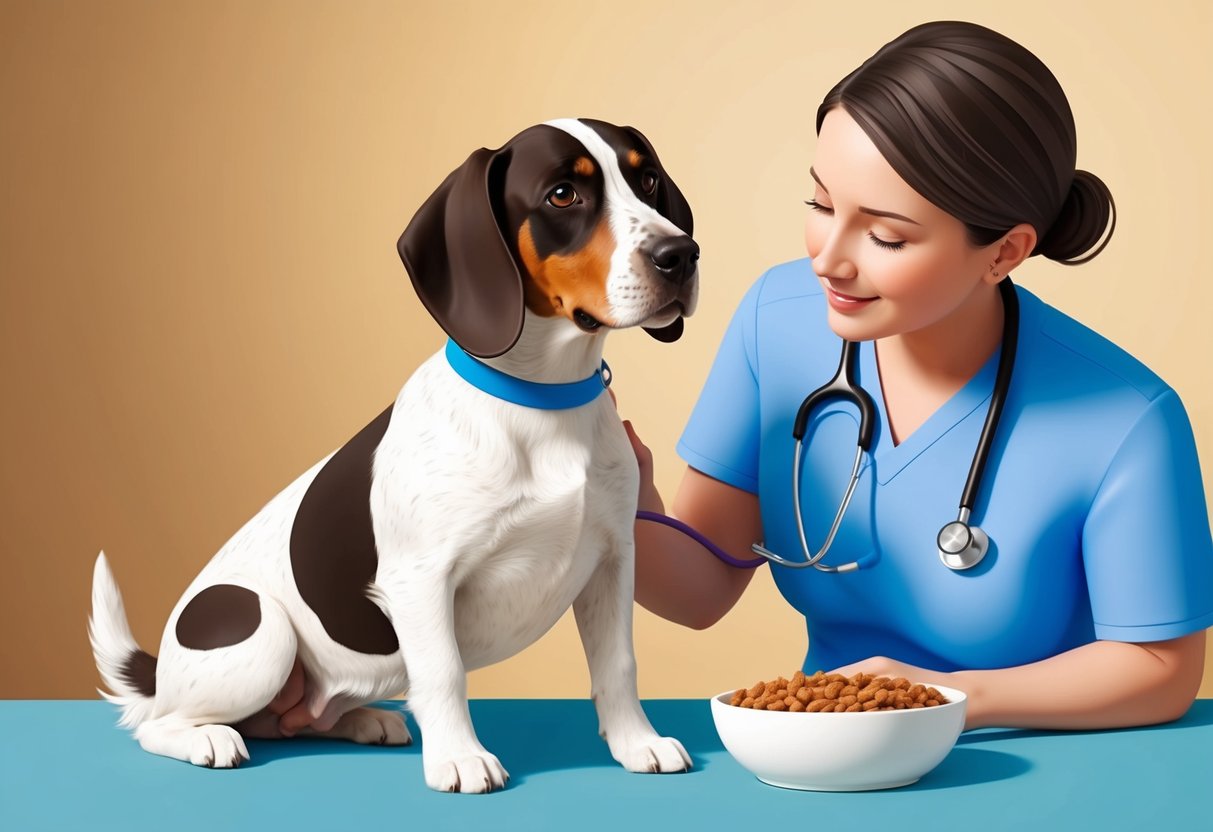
top-left (89, 551), bottom-right (158, 729)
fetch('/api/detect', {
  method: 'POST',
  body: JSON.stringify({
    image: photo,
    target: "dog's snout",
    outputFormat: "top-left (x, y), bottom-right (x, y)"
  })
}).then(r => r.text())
top-left (650, 235), bottom-right (699, 285)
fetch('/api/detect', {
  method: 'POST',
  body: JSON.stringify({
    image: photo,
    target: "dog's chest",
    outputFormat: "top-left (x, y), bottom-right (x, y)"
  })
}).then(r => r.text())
top-left (373, 360), bottom-right (637, 667)
top-left (449, 425), bottom-right (631, 668)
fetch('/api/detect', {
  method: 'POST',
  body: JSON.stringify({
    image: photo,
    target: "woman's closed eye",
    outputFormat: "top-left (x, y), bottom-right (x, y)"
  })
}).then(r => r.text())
top-left (867, 233), bottom-right (906, 251)
top-left (806, 200), bottom-right (907, 252)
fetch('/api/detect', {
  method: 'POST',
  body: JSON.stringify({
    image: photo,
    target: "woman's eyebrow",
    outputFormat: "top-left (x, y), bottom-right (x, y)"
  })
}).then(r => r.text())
top-left (809, 166), bottom-right (922, 226)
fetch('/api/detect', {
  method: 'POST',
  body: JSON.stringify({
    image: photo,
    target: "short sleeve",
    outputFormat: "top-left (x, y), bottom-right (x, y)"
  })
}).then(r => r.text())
top-left (675, 274), bottom-right (765, 493)
top-left (1083, 388), bottom-right (1213, 641)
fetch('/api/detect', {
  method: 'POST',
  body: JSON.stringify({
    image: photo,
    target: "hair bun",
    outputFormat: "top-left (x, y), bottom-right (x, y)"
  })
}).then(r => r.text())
top-left (1037, 170), bottom-right (1117, 265)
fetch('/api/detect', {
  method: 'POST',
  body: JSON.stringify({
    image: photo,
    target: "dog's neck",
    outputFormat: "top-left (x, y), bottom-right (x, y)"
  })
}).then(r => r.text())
top-left (478, 311), bottom-right (608, 385)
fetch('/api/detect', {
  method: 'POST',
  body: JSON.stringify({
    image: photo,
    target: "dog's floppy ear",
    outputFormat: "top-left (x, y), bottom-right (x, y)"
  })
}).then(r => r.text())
top-left (622, 124), bottom-right (694, 237)
top-left (397, 146), bottom-right (523, 359)
top-left (622, 125), bottom-right (693, 344)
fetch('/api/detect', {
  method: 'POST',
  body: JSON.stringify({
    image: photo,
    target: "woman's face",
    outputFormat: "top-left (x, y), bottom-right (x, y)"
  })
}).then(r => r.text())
top-left (805, 108), bottom-right (999, 342)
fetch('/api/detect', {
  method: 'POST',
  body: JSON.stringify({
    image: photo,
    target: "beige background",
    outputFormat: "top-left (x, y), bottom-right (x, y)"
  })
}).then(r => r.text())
top-left (2, 0), bottom-right (1210, 700)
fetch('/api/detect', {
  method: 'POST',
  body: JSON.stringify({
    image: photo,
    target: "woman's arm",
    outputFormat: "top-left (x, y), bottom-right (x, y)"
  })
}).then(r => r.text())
top-left (624, 421), bottom-right (763, 630)
top-left (831, 630), bottom-right (1206, 731)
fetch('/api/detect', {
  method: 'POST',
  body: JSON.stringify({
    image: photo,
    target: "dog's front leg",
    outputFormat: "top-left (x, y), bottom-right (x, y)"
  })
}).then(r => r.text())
top-left (573, 547), bottom-right (691, 774)
top-left (383, 569), bottom-right (509, 793)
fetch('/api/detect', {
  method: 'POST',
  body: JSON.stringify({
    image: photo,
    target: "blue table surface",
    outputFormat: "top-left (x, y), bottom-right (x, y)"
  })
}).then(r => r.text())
top-left (1, 699), bottom-right (1210, 831)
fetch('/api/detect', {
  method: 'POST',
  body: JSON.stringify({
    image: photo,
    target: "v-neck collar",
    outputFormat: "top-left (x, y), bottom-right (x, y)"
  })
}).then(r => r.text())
top-left (854, 284), bottom-right (1035, 485)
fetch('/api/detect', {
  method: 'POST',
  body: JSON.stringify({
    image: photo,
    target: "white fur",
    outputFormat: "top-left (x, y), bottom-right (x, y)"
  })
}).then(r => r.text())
top-left (89, 120), bottom-right (695, 791)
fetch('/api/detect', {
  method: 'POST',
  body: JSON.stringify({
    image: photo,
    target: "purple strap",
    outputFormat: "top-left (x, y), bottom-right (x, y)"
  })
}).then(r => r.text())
top-left (636, 511), bottom-right (766, 569)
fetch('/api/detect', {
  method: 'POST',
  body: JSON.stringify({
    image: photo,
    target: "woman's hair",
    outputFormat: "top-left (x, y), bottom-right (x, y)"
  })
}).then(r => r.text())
top-left (817, 21), bottom-right (1115, 265)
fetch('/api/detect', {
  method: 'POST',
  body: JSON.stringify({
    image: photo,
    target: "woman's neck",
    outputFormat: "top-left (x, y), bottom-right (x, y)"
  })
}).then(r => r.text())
top-left (875, 281), bottom-right (1006, 444)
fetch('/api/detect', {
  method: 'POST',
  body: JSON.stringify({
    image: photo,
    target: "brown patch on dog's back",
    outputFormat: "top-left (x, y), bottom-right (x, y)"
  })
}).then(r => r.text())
top-left (176, 585), bottom-right (262, 650)
top-left (517, 218), bottom-right (616, 323)
top-left (290, 407), bottom-right (399, 656)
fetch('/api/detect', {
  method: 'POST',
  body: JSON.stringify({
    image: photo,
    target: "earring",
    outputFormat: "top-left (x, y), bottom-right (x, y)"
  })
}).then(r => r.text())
top-left (992, 269), bottom-right (1000, 277)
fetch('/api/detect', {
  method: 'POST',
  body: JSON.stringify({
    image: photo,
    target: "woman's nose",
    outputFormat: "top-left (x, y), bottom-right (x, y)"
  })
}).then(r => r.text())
top-left (811, 229), bottom-right (859, 281)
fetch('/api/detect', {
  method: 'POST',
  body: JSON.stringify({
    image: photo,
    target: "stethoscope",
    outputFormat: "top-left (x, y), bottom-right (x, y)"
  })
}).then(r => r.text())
top-left (639, 277), bottom-right (1019, 573)
top-left (753, 277), bottom-right (1020, 572)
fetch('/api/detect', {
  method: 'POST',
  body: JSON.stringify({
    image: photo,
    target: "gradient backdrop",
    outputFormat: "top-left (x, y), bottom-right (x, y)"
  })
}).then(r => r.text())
top-left (2, 0), bottom-right (1211, 700)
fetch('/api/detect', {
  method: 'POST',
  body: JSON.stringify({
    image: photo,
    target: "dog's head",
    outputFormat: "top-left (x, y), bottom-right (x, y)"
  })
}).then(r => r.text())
top-left (398, 118), bottom-right (697, 358)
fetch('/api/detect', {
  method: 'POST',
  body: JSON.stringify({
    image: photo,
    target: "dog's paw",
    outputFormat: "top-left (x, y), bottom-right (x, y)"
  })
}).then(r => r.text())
top-left (189, 725), bottom-right (250, 769)
top-left (334, 707), bottom-right (412, 746)
top-left (613, 735), bottom-right (692, 774)
top-left (425, 748), bottom-right (510, 793)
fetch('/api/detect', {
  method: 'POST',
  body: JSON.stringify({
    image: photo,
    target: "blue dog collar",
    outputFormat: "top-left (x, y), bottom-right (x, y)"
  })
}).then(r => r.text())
top-left (444, 339), bottom-right (612, 410)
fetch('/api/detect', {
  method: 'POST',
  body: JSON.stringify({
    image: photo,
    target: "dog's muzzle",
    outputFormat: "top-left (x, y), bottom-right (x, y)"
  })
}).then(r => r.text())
top-left (650, 235), bottom-right (699, 286)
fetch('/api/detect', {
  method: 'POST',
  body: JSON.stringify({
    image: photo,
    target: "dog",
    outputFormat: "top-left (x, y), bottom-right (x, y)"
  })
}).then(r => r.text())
top-left (89, 118), bottom-right (698, 793)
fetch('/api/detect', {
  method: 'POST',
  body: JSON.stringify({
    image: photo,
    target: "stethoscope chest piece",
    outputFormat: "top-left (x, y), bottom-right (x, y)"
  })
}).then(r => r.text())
top-left (936, 520), bottom-right (989, 570)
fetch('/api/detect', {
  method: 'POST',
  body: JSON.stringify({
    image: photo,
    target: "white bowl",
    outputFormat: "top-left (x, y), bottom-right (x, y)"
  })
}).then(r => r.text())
top-left (710, 683), bottom-right (967, 791)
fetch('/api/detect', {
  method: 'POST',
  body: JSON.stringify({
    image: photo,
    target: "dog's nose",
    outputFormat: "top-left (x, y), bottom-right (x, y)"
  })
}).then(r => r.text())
top-left (650, 235), bottom-right (699, 285)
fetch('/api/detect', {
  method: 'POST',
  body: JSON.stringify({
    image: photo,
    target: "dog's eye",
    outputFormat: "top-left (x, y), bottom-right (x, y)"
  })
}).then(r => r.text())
top-left (547, 184), bottom-right (578, 208)
top-left (641, 170), bottom-right (659, 196)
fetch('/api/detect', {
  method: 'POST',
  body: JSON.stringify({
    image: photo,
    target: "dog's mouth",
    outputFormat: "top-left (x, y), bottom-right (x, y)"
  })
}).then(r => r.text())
top-left (573, 308), bottom-right (605, 333)
top-left (654, 299), bottom-right (687, 320)
top-left (574, 299), bottom-right (688, 334)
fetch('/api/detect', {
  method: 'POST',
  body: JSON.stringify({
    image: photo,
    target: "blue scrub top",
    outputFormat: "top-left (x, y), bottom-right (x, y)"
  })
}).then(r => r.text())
top-left (677, 258), bottom-right (1213, 674)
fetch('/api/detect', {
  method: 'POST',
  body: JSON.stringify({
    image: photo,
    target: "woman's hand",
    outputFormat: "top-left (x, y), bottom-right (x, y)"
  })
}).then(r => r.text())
top-left (622, 419), bottom-right (664, 514)
top-left (608, 389), bottom-right (663, 514)
top-left (830, 631), bottom-right (1205, 732)
top-left (828, 656), bottom-right (953, 688)
top-left (826, 655), bottom-right (966, 717)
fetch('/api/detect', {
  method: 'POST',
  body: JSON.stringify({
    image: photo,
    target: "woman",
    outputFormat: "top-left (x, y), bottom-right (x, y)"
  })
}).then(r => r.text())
top-left (627, 21), bottom-right (1211, 731)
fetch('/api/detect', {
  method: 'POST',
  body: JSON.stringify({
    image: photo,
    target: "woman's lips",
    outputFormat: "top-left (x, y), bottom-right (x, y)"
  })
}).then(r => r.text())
top-left (826, 286), bottom-right (878, 312)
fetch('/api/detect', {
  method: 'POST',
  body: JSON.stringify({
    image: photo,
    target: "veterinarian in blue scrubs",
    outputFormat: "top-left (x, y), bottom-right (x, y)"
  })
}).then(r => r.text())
top-left (628, 22), bottom-right (1213, 731)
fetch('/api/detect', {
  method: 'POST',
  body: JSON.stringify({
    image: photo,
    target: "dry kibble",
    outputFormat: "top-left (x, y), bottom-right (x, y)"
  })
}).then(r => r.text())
top-left (788, 672), bottom-right (805, 696)
top-left (728, 672), bottom-right (951, 712)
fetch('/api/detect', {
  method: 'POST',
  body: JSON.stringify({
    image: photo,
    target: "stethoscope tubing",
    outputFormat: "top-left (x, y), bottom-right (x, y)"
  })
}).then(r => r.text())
top-left (636, 278), bottom-right (1020, 574)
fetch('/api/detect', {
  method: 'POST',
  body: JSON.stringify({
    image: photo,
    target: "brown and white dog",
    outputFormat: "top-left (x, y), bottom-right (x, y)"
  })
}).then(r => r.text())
top-left (89, 118), bottom-right (698, 792)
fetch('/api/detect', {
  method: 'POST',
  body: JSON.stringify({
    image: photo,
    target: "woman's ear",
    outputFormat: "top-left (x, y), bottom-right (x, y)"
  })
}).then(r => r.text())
top-left (986, 222), bottom-right (1038, 283)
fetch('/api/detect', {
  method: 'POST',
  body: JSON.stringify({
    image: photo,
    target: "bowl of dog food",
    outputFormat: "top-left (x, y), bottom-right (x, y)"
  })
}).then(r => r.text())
top-left (710, 670), bottom-right (967, 791)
